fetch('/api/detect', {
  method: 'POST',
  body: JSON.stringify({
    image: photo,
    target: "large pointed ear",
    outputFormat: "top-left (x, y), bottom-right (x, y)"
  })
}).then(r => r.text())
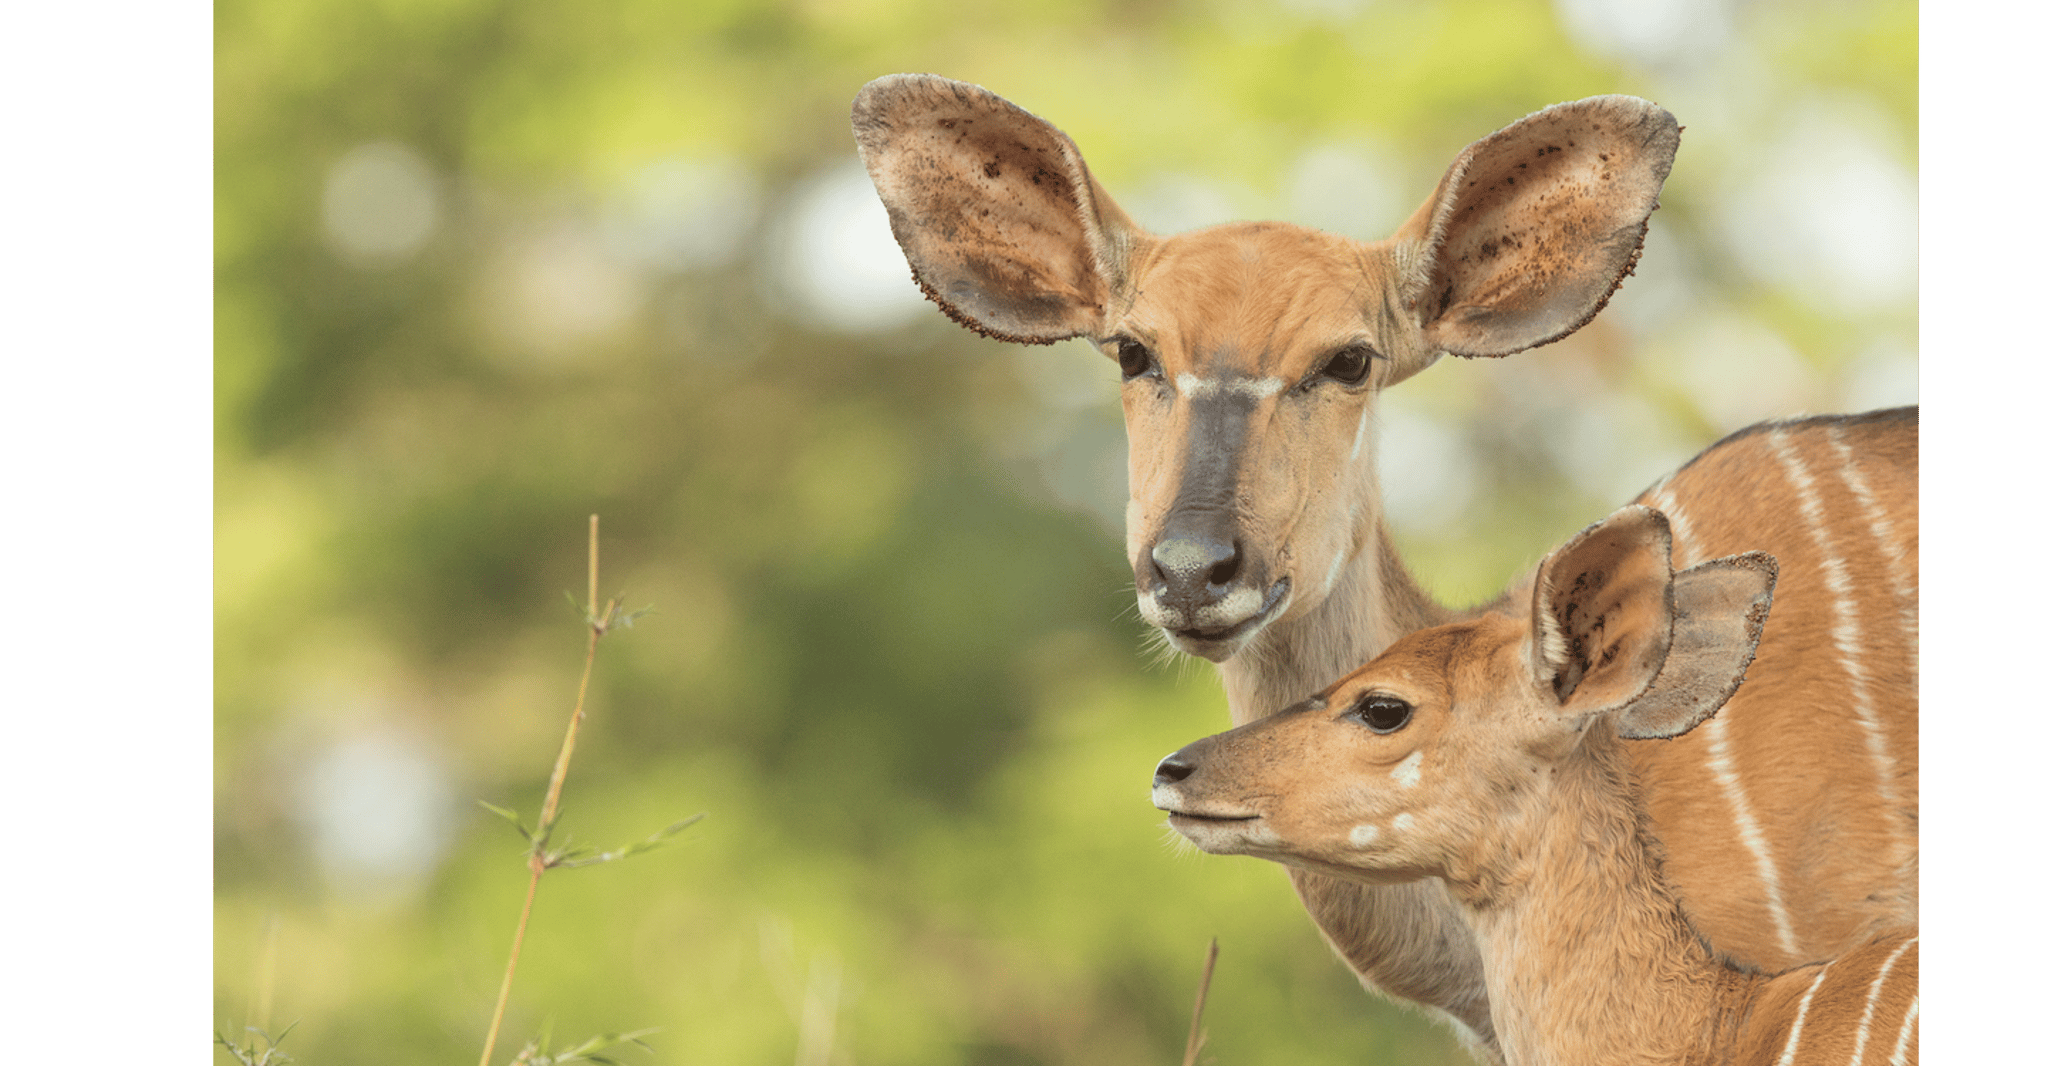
top-left (851, 74), bottom-right (1142, 345)
top-left (1392, 95), bottom-right (1679, 361)
top-left (1528, 505), bottom-right (1676, 716)
top-left (1614, 552), bottom-right (1777, 740)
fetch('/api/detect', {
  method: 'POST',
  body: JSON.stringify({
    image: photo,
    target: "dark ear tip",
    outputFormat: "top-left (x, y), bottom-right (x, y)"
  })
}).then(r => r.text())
top-left (1677, 550), bottom-right (1780, 646)
top-left (1730, 551), bottom-right (1779, 639)
top-left (856, 71), bottom-right (954, 99)
top-left (853, 73), bottom-right (920, 118)
top-left (852, 73), bottom-right (996, 124)
top-left (1727, 550), bottom-right (1779, 582)
top-left (1566, 503), bottom-right (1672, 558)
top-left (1571, 93), bottom-right (1679, 130)
top-left (1620, 502), bottom-right (1672, 533)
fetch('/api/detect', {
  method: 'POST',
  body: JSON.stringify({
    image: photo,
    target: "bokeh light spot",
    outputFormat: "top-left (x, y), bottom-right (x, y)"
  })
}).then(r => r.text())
top-left (321, 142), bottom-right (440, 265)
top-left (296, 728), bottom-right (456, 905)
top-left (769, 159), bottom-right (928, 333)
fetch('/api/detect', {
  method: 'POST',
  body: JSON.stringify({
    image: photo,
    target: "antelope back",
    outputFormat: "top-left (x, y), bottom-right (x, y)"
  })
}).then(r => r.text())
top-left (1736, 933), bottom-right (1919, 1066)
top-left (855, 74), bottom-right (1680, 662)
top-left (1627, 408), bottom-right (1919, 972)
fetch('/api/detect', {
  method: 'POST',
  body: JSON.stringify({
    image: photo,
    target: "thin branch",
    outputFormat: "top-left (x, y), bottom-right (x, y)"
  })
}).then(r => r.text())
top-left (479, 515), bottom-right (611, 1066)
top-left (538, 589), bottom-right (613, 845)
top-left (1181, 938), bottom-right (1219, 1066)
top-left (478, 870), bottom-right (544, 1066)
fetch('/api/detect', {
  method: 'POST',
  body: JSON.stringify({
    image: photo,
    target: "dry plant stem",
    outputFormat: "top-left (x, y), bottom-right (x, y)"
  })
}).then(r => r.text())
top-left (478, 873), bottom-right (543, 1066)
top-left (478, 515), bottom-right (615, 1066)
top-left (1181, 938), bottom-right (1218, 1066)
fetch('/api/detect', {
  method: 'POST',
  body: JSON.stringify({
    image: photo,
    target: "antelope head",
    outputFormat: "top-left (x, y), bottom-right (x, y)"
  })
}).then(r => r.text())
top-left (854, 75), bottom-right (1680, 661)
top-left (1150, 505), bottom-right (1776, 885)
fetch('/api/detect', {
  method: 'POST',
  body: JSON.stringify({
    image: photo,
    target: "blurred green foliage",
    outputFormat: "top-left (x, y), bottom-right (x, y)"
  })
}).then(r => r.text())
top-left (215, 1), bottom-right (1914, 1063)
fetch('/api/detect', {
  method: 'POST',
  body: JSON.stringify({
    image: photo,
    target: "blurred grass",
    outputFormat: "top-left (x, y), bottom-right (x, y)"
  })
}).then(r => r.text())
top-left (214, 1), bottom-right (1915, 1062)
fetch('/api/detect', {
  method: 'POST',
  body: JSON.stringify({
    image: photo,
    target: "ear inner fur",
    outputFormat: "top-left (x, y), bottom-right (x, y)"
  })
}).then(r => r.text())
top-left (1616, 552), bottom-right (1778, 740)
top-left (1529, 506), bottom-right (1676, 711)
top-left (851, 73), bottom-right (1139, 344)
top-left (1403, 95), bottom-right (1681, 359)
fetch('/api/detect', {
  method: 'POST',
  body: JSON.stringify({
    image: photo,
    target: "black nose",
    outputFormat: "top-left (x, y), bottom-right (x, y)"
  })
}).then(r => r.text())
top-left (1150, 529), bottom-right (1242, 609)
top-left (1153, 751), bottom-right (1198, 787)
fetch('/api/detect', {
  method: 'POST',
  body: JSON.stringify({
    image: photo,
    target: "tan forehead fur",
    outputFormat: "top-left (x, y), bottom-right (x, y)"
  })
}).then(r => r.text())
top-left (1326, 621), bottom-right (1494, 707)
top-left (1119, 222), bottom-right (1389, 374)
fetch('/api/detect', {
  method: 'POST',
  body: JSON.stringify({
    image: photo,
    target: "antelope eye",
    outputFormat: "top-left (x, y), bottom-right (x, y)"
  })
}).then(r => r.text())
top-left (1114, 338), bottom-right (1157, 381)
top-left (1318, 345), bottom-right (1375, 386)
top-left (1352, 694), bottom-right (1413, 734)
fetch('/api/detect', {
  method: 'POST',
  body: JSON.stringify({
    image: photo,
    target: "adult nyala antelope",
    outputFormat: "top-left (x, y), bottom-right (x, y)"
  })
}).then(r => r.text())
top-left (1153, 505), bottom-right (1918, 1066)
top-left (853, 75), bottom-right (1918, 1053)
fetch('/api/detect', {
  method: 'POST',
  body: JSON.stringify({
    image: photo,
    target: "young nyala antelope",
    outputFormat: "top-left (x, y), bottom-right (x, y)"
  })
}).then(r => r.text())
top-left (1153, 505), bottom-right (1917, 1066)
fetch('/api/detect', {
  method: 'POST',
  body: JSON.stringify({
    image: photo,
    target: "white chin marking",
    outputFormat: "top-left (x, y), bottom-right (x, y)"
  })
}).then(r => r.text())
top-left (1242, 821), bottom-right (1282, 848)
top-left (1349, 824), bottom-right (1380, 848)
top-left (1391, 751), bottom-right (1423, 789)
top-left (1137, 592), bottom-right (1185, 630)
top-left (1180, 819), bottom-right (1278, 855)
top-left (1194, 585), bottom-right (1264, 629)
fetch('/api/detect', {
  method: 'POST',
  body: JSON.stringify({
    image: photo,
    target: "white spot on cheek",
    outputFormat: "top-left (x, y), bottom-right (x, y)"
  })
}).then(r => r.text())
top-left (1391, 751), bottom-right (1424, 789)
top-left (1323, 550), bottom-right (1347, 595)
top-left (1349, 824), bottom-right (1380, 848)
top-left (1391, 813), bottom-right (1415, 832)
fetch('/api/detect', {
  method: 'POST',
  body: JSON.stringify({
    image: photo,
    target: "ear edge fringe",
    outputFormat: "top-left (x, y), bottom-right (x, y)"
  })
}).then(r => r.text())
top-left (1613, 550), bottom-right (1779, 741)
top-left (853, 73), bottom-right (1129, 344)
top-left (1402, 95), bottom-right (1681, 359)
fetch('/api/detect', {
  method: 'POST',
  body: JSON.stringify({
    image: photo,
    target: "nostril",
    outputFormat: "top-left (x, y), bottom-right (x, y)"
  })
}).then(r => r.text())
top-left (1153, 752), bottom-right (1197, 785)
top-left (1207, 541), bottom-right (1241, 587)
top-left (1151, 534), bottom-right (1239, 590)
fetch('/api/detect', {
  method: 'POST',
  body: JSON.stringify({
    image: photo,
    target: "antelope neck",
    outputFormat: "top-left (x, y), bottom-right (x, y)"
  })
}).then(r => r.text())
top-left (1218, 514), bottom-right (1453, 726)
top-left (1458, 726), bottom-right (1756, 1066)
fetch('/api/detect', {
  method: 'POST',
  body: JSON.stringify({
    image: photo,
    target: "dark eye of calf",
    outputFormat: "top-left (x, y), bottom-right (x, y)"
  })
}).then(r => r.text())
top-left (1351, 694), bottom-right (1413, 734)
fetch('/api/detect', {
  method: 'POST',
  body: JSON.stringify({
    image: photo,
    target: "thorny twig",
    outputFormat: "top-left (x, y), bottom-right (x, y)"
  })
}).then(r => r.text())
top-left (477, 516), bottom-right (670, 1066)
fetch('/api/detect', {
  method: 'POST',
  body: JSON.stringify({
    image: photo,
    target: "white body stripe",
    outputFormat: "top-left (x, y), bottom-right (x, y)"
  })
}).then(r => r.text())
top-left (1887, 997), bottom-right (1919, 1066)
top-left (1769, 430), bottom-right (1911, 878)
top-left (1845, 936), bottom-right (1917, 1066)
top-left (1644, 487), bottom-right (1702, 568)
top-left (1827, 427), bottom-right (1918, 675)
top-left (1700, 710), bottom-right (1803, 957)
top-left (1775, 962), bottom-right (1835, 1066)
top-left (1657, 465), bottom-right (1799, 956)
